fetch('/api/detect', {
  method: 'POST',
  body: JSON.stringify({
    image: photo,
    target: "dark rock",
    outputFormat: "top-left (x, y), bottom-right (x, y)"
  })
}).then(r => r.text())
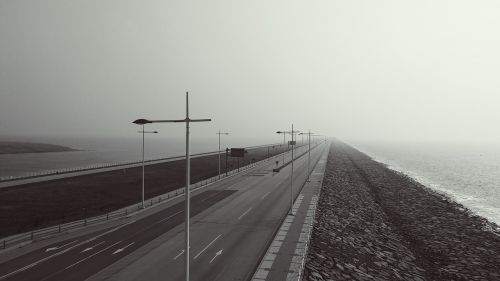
top-left (304, 141), bottom-right (500, 281)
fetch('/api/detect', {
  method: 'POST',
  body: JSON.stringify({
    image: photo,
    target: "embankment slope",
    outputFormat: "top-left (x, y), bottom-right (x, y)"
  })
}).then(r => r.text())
top-left (304, 141), bottom-right (500, 281)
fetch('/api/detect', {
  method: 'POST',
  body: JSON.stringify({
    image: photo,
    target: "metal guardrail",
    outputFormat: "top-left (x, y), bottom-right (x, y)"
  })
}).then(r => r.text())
top-left (0, 150), bottom-right (283, 250)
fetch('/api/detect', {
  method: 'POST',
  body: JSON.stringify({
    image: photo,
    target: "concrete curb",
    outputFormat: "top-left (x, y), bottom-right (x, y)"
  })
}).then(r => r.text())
top-left (251, 143), bottom-right (329, 281)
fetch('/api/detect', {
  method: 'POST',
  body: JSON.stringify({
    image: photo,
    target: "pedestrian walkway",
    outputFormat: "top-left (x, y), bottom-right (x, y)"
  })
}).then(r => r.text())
top-left (252, 146), bottom-right (329, 281)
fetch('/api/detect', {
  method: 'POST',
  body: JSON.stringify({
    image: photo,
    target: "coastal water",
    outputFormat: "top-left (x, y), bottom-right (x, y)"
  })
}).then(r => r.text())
top-left (0, 136), bottom-right (274, 178)
top-left (351, 141), bottom-right (500, 226)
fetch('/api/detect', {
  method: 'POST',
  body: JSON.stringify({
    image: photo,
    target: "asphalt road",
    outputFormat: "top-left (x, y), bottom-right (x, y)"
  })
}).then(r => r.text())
top-left (0, 142), bottom-right (327, 281)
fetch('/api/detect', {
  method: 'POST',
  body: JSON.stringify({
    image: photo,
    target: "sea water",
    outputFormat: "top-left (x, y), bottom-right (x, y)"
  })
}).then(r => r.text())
top-left (351, 141), bottom-right (500, 226)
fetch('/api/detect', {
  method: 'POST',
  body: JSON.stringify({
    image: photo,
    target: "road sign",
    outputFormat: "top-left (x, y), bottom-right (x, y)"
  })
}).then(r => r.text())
top-left (288, 141), bottom-right (296, 145)
top-left (230, 148), bottom-right (246, 157)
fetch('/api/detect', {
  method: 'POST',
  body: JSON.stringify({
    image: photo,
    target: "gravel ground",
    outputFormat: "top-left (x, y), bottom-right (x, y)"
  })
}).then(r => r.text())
top-left (304, 141), bottom-right (500, 281)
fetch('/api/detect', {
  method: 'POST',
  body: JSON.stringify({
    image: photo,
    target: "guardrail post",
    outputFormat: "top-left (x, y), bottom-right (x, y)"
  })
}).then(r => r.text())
top-left (3, 240), bottom-right (5, 249)
top-left (125, 209), bottom-right (128, 216)
top-left (107, 212), bottom-right (109, 220)
top-left (30, 231), bottom-right (34, 240)
top-left (84, 217), bottom-right (87, 226)
top-left (58, 223), bottom-right (61, 233)
top-left (150, 199), bottom-right (153, 206)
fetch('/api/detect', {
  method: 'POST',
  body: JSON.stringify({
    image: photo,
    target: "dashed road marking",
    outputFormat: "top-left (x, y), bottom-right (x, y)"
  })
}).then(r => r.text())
top-left (65, 240), bottom-right (123, 270)
top-left (45, 240), bottom-right (78, 252)
top-left (238, 207), bottom-right (253, 220)
top-left (81, 241), bottom-right (106, 253)
top-left (194, 234), bottom-right (222, 260)
top-left (261, 192), bottom-right (271, 199)
top-left (112, 242), bottom-right (135, 255)
top-left (0, 221), bottom-right (134, 281)
top-left (156, 210), bottom-right (183, 224)
top-left (173, 249), bottom-right (184, 260)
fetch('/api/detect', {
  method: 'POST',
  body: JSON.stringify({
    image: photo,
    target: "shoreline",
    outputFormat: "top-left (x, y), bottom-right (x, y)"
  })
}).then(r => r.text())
top-left (304, 141), bottom-right (500, 281)
top-left (0, 141), bottom-right (78, 155)
top-left (352, 144), bottom-right (500, 228)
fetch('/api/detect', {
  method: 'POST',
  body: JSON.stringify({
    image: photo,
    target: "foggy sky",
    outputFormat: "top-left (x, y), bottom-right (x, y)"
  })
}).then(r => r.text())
top-left (1, 0), bottom-right (499, 143)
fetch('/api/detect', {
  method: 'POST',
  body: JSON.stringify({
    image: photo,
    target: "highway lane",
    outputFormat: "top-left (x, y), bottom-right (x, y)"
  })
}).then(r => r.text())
top-left (93, 142), bottom-right (327, 281)
top-left (0, 190), bottom-right (236, 281)
top-left (0, 142), bottom-right (326, 281)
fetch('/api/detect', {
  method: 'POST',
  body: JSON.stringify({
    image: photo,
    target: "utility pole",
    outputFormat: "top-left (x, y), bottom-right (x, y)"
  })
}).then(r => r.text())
top-left (138, 128), bottom-right (158, 208)
top-left (225, 148), bottom-right (229, 176)
top-left (299, 130), bottom-right (314, 182)
top-left (282, 131), bottom-right (286, 165)
top-left (276, 128), bottom-right (300, 215)
top-left (290, 124), bottom-right (294, 215)
top-left (216, 130), bottom-right (229, 179)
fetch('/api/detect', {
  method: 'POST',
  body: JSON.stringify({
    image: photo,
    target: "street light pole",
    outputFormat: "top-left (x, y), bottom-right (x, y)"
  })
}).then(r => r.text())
top-left (132, 92), bottom-right (211, 281)
top-left (308, 129), bottom-right (311, 179)
top-left (142, 124), bottom-right (144, 208)
top-left (282, 131), bottom-right (286, 165)
top-left (276, 128), bottom-right (300, 215)
top-left (138, 128), bottom-right (158, 209)
top-left (185, 95), bottom-right (191, 281)
top-left (290, 124), bottom-right (294, 215)
top-left (216, 130), bottom-right (229, 179)
top-left (299, 130), bottom-right (314, 182)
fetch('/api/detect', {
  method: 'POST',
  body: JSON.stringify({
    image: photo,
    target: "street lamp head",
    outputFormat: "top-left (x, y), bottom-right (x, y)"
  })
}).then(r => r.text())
top-left (133, 119), bottom-right (152, 125)
top-left (276, 131), bottom-right (283, 134)
top-left (153, 131), bottom-right (159, 133)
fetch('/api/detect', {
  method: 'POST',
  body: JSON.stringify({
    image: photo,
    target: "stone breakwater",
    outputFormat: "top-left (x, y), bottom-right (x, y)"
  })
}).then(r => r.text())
top-left (304, 141), bottom-right (500, 281)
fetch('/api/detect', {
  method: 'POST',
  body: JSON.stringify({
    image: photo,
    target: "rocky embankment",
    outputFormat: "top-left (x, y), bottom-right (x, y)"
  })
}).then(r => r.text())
top-left (304, 141), bottom-right (500, 281)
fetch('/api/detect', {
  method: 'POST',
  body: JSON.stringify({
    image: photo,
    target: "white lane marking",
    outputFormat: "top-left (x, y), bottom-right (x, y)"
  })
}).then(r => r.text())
top-left (65, 240), bottom-right (123, 270)
top-left (261, 192), bottom-right (270, 199)
top-left (173, 249), bottom-right (184, 260)
top-left (193, 234), bottom-right (222, 260)
top-left (0, 221), bottom-right (134, 280)
top-left (112, 242), bottom-right (135, 255)
top-left (209, 249), bottom-right (223, 264)
top-left (156, 210), bottom-right (183, 224)
top-left (238, 207), bottom-right (253, 220)
top-left (81, 241), bottom-right (106, 253)
top-left (45, 240), bottom-right (79, 252)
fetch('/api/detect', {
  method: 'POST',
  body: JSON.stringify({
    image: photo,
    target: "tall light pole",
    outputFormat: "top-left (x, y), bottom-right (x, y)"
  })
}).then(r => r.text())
top-left (299, 130), bottom-right (314, 182)
top-left (133, 92), bottom-right (211, 281)
top-left (312, 134), bottom-right (325, 144)
top-left (138, 128), bottom-right (158, 209)
top-left (279, 130), bottom-right (286, 165)
top-left (216, 130), bottom-right (229, 179)
top-left (276, 127), bottom-right (300, 215)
